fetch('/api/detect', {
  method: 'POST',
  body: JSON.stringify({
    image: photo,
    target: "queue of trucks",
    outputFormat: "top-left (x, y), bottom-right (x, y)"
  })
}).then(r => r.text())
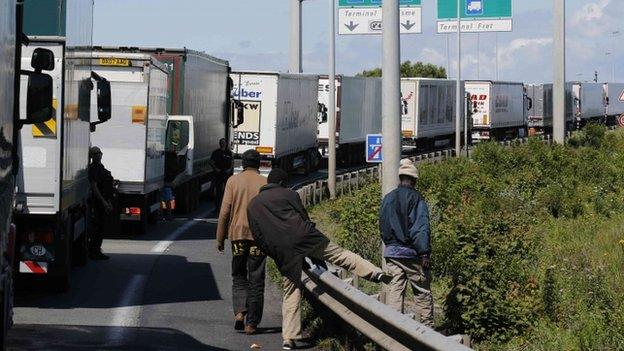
top-left (2, 1), bottom-right (624, 348)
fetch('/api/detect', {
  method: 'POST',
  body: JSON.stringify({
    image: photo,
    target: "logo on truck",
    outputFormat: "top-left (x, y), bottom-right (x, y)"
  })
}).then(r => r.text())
top-left (233, 101), bottom-right (261, 146)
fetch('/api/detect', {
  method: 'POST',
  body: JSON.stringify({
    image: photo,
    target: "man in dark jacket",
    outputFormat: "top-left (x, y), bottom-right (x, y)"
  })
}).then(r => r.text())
top-left (379, 159), bottom-right (433, 327)
top-left (210, 138), bottom-right (233, 208)
top-left (88, 146), bottom-right (114, 260)
top-left (247, 169), bottom-right (391, 350)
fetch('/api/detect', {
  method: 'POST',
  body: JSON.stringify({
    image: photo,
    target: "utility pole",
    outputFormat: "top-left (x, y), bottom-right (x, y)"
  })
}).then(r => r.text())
top-left (289, 0), bottom-right (302, 73)
top-left (455, 0), bottom-right (462, 154)
top-left (328, 0), bottom-right (336, 199)
top-left (553, 0), bottom-right (565, 144)
top-left (446, 34), bottom-right (450, 77)
top-left (495, 32), bottom-right (499, 80)
top-left (381, 0), bottom-right (401, 197)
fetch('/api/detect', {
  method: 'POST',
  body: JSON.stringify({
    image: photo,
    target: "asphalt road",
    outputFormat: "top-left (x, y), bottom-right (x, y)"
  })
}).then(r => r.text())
top-left (7, 201), bottom-right (304, 351)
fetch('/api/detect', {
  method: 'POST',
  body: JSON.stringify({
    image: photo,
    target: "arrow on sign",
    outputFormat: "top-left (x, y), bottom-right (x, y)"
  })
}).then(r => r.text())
top-left (344, 21), bottom-right (359, 31)
top-left (401, 20), bottom-right (416, 30)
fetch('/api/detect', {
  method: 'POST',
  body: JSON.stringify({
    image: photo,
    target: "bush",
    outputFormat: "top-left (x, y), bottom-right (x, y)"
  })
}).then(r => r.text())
top-left (309, 129), bottom-right (624, 349)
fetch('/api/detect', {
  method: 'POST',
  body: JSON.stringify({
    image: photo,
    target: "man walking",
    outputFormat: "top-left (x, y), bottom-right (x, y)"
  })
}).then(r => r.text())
top-left (88, 146), bottom-right (114, 260)
top-left (379, 159), bottom-right (434, 327)
top-left (247, 169), bottom-right (392, 350)
top-left (216, 150), bottom-right (266, 335)
top-left (210, 138), bottom-right (233, 208)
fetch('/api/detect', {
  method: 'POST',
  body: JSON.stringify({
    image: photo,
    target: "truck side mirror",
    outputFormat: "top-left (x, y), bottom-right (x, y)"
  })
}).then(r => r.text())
top-left (31, 48), bottom-right (54, 72)
top-left (96, 79), bottom-right (112, 122)
top-left (231, 100), bottom-right (244, 128)
top-left (26, 73), bottom-right (54, 124)
top-left (526, 97), bottom-right (533, 111)
top-left (317, 103), bottom-right (328, 124)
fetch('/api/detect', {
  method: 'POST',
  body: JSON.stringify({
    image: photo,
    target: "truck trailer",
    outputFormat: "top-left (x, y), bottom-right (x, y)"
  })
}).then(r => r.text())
top-left (572, 82), bottom-right (605, 126)
top-left (401, 78), bottom-right (465, 150)
top-left (603, 83), bottom-right (624, 124)
top-left (465, 81), bottom-right (528, 141)
top-left (230, 72), bottom-right (319, 174)
top-left (317, 76), bottom-right (381, 165)
top-left (14, 0), bottom-right (111, 290)
top-left (93, 47), bottom-right (233, 214)
top-left (524, 83), bottom-right (575, 135)
top-left (85, 51), bottom-right (168, 234)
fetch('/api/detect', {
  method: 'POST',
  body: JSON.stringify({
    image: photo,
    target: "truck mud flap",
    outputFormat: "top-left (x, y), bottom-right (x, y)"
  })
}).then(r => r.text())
top-left (19, 261), bottom-right (48, 274)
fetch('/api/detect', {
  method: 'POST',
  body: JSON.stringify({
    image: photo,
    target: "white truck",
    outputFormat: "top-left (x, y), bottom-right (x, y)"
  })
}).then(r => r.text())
top-left (14, 0), bottom-right (111, 290)
top-left (572, 82), bottom-right (606, 126)
top-left (603, 83), bottom-right (624, 124)
top-left (0, 0), bottom-right (59, 344)
top-left (85, 51), bottom-right (168, 234)
top-left (230, 72), bottom-right (319, 174)
top-left (465, 81), bottom-right (528, 141)
top-left (317, 76), bottom-right (381, 165)
top-left (401, 78), bottom-right (465, 150)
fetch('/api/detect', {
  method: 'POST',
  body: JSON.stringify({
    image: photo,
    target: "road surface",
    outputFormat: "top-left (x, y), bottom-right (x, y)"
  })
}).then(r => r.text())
top-left (7, 202), bottom-right (307, 350)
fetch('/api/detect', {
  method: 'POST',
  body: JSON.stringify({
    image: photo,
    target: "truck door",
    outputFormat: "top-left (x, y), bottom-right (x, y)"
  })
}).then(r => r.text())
top-left (165, 116), bottom-right (194, 181)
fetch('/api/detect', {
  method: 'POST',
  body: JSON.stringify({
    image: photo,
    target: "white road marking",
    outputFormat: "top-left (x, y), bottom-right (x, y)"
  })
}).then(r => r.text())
top-left (151, 209), bottom-right (216, 253)
top-left (107, 274), bottom-right (147, 344)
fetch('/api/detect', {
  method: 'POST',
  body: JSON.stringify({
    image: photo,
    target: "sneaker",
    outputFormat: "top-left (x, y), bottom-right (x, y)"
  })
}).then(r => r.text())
top-left (89, 251), bottom-right (110, 260)
top-left (282, 339), bottom-right (296, 350)
top-left (234, 312), bottom-right (245, 331)
top-left (373, 271), bottom-right (393, 284)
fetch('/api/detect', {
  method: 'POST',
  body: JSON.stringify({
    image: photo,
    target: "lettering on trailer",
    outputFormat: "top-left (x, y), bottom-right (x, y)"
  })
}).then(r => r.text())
top-left (231, 88), bottom-right (262, 99)
top-left (401, 91), bottom-right (414, 115)
top-left (366, 134), bottom-right (383, 163)
top-left (233, 100), bottom-right (261, 146)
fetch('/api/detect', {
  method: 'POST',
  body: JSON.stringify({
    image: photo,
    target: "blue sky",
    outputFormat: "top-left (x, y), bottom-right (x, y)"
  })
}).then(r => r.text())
top-left (93, 0), bottom-right (623, 83)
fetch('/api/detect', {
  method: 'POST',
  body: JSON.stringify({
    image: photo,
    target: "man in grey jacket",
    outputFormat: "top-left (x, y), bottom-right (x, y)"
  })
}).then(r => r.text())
top-left (379, 159), bottom-right (434, 327)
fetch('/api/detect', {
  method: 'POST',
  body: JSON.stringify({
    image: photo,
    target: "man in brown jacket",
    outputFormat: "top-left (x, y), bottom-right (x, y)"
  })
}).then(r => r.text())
top-left (216, 150), bottom-right (267, 335)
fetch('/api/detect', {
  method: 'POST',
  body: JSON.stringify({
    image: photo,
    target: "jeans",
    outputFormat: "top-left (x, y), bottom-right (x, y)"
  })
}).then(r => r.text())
top-left (231, 240), bottom-right (266, 327)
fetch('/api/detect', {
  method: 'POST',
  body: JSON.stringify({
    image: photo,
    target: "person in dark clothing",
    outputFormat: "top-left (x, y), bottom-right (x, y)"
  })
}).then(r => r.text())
top-left (379, 159), bottom-right (433, 327)
top-left (88, 146), bottom-right (114, 260)
top-left (210, 138), bottom-right (233, 208)
top-left (247, 169), bottom-right (392, 350)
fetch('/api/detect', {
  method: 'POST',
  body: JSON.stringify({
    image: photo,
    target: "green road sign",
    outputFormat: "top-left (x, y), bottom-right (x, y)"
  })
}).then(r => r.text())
top-left (338, 0), bottom-right (421, 7)
top-left (437, 0), bottom-right (511, 20)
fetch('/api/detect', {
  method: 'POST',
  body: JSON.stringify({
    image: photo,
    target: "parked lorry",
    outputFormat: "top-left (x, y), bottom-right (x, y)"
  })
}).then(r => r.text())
top-left (14, 0), bottom-right (111, 290)
top-left (465, 81), bottom-right (528, 141)
top-left (230, 72), bottom-right (319, 174)
top-left (572, 82), bottom-right (605, 126)
top-left (401, 78), bottom-right (467, 149)
top-left (317, 76), bottom-right (381, 165)
top-left (603, 83), bottom-right (624, 124)
top-left (93, 47), bottom-right (232, 214)
top-left (0, 0), bottom-right (60, 345)
top-left (83, 50), bottom-right (167, 234)
top-left (524, 83), bottom-right (575, 135)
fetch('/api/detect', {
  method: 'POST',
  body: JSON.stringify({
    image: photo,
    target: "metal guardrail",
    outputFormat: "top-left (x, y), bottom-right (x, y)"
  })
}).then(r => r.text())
top-left (303, 265), bottom-right (473, 351)
top-left (294, 136), bottom-right (553, 350)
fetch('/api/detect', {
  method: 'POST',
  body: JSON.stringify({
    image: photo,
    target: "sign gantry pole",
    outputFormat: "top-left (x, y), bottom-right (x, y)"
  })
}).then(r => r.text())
top-left (328, 0), bottom-right (337, 199)
top-left (553, 0), bottom-right (565, 144)
top-left (455, 0), bottom-right (461, 155)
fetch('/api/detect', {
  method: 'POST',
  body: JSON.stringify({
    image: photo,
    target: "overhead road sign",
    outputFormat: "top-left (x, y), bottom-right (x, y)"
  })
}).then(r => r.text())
top-left (366, 134), bottom-right (383, 163)
top-left (436, 0), bottom-right (513, 33)
top-left (338, 0), bottom-right (422, 35)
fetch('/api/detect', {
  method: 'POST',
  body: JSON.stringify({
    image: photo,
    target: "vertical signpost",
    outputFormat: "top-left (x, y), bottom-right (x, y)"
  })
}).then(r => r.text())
top-left (553, 0), bottom-right (565, 144)
top-left (436, 0), bottom-right (513, 155)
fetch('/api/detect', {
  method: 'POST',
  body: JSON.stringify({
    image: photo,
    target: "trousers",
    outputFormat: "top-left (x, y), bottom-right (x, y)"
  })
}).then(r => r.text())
top-left (231, 240), bottom-right (266, 327)
top-left (384, 257), bottom-right (434, 327)
top-left (282, 241), bottom-right (382, 340)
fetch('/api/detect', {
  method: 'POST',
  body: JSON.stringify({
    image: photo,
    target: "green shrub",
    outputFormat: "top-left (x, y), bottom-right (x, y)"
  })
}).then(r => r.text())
top-left (309, 128), bottom-right (624, 349)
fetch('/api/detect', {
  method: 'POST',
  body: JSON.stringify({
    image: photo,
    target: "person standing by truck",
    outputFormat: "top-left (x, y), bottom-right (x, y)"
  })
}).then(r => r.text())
top-left (211, 138), bottom-right (233, 209)
top-left (379, 159), bottom-right (434, 327)
top-left (88, 147), bottom-right (114, 260)
top-left (216, 150), bottom-right (266, 335)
